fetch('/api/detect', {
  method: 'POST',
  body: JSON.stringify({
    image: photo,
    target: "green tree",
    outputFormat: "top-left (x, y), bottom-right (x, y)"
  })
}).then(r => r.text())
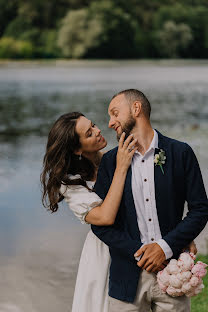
top-left (58, 0), bottom-right (141, 58)
top-left (154, 3), bottom-right (208, 58)
top-left (57, 8), bottom-right (102, 58)
top-left (0, 37), bottom-right (34, 58)
top-left (154, 21), bottom-right (193, 58)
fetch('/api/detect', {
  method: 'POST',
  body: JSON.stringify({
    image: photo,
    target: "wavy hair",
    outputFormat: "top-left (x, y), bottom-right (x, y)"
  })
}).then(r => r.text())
top-left (40, 112), bottom-right (95, 213)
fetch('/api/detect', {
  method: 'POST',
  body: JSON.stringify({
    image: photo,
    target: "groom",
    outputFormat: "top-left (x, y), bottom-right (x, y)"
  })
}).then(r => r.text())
top-left (91, 89), bottom-right (208, 311)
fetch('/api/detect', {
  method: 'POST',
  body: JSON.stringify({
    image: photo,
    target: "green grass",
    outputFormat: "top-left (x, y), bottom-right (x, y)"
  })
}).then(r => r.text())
top-left (191, 254), bottom-right (208, 312)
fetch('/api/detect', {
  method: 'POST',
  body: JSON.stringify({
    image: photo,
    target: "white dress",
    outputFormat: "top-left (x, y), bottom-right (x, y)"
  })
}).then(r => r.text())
top-left (60, 176), bottom-right (110, 312)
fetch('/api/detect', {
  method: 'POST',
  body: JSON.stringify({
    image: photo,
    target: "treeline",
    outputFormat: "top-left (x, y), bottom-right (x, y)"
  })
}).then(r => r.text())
top-left (0, 0), bottom-right (208, 59)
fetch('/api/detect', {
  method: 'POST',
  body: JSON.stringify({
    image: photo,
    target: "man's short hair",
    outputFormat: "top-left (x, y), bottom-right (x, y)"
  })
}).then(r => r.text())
top-left (111, 89), bottom-right (151, 119)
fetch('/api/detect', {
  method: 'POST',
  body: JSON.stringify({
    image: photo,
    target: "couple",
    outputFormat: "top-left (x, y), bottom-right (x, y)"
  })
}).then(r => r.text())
top-left (41, 89), bottom-right (208, 312)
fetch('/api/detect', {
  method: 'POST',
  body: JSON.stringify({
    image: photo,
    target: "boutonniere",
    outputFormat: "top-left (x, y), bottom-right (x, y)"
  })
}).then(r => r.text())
top-left (154, 149), bottom-right (166, 175)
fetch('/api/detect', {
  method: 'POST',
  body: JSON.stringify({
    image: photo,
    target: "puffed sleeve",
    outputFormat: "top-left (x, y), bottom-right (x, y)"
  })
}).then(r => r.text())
top-left (60, 183), bottom-right (103, 224)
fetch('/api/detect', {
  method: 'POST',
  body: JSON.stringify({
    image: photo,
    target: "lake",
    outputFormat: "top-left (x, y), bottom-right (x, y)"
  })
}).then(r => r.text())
top-left (0, 60), bottom-right (208, 312)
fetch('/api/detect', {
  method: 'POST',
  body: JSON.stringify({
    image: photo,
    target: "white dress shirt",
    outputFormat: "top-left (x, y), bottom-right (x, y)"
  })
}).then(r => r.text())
top-left (131, 129), bottom-right (173, 260)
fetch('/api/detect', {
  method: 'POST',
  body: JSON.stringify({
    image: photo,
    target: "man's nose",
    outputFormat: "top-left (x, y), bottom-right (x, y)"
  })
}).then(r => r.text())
top-left (108, 118), bottom-right (114, 128)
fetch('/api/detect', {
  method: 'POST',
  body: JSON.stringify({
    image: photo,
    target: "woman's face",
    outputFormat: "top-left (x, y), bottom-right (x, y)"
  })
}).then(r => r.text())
top-left (75, 116), bottom-right (107, 154)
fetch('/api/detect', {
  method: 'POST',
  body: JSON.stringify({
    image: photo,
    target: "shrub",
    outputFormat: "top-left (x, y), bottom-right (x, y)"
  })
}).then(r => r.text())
top-left (0, 37), bottom-right (34, 58)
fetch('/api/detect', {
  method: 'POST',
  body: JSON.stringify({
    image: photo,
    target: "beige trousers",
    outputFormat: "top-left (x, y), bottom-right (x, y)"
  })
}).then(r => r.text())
top-left (109, 270), bottom-right (190, 312)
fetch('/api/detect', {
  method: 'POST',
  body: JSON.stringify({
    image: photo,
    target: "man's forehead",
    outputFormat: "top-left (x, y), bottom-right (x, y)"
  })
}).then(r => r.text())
top-left (108, 94), bottom-right (126, 112)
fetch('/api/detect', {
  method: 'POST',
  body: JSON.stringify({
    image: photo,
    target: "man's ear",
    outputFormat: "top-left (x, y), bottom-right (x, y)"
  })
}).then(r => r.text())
top-left (132, 101), bottom-right (142, 117)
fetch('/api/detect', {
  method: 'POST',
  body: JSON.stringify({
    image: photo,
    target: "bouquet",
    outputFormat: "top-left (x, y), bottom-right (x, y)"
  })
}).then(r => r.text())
top-left (157, 252), bottom-right (207, 297)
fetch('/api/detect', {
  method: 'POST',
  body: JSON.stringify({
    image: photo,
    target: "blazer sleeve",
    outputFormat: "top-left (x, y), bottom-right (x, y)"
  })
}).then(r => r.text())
top-left (91, 153), bottom-right (141, 260)
top-left (163, 143), bottom-right (208, 257)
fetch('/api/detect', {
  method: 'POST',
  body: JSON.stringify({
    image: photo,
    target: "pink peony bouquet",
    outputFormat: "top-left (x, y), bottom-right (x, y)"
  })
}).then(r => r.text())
top-left (157, 252), bottom-right (207, 297)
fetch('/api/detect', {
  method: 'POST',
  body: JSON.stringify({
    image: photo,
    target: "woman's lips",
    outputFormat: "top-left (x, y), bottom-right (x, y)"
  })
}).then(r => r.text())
top-left (98, 135), bottom-right (105, 142)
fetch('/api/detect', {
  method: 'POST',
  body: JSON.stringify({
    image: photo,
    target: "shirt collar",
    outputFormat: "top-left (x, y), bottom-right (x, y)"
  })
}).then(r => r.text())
top-left (149, 129), bottom-right (158, 151)
top-left (134, 129), bottom-right (158, 156)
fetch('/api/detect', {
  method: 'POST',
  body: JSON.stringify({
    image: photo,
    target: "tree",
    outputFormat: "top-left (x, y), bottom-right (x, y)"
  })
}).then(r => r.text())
top-left (154, 21), bottom-right (193, 58)
top-left (57, 0), bottom-right (141, 58)
top-left (57, 8), bottom-right (102, 58)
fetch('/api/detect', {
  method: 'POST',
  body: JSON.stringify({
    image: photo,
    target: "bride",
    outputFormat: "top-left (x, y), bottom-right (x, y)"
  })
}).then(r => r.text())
top-left (40, 112), bottom-right (197, 312)
top-left (41, 112), bottom-right (138, 311)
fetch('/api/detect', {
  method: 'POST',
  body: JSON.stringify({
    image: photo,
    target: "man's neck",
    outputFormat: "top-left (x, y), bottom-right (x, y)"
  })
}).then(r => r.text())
top-left (131, 124), bottom-right (154, 156)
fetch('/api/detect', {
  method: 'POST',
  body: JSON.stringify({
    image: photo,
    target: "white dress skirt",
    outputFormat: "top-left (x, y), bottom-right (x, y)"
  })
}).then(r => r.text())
top-left (60, 177), bottom-right (110, 312)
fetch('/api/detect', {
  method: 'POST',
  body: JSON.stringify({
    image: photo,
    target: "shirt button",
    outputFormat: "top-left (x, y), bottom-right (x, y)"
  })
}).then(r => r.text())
top-left (148, 218), bottom-right (152, 222)
top-left (146, 198), bottom-right (149, 202)
top-left (151, 238), bottom-right (154, 241)
top-left (142, 160), bottom-right (145, 163)
top-left (144, 179), bottom-right (147, 182)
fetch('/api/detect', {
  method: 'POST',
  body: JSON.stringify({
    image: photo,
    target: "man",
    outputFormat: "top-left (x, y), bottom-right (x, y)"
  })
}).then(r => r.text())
top-left (91, 89), bottom-right (208, 312)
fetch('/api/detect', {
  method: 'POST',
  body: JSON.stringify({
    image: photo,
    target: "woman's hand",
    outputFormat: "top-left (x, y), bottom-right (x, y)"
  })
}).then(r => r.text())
top-left (116, 133), bottom-right (138, 172)
top-left (182, 241), bottom-right (197, 255)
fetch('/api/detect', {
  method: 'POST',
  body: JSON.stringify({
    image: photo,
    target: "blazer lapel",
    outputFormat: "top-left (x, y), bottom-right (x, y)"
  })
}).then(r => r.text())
top-left (154, 130), bottom-right (171, 236)
top-left (124, 167), bottom-right (140, 239)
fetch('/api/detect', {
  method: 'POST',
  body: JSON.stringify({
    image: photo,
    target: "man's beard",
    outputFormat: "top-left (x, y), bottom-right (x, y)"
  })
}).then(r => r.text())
top-left (117, 114), bottom-right (136, 141)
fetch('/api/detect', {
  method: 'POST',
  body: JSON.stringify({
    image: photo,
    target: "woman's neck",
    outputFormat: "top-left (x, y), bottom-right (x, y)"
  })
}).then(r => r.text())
top-left (83, 151), bottom-right (103, 181)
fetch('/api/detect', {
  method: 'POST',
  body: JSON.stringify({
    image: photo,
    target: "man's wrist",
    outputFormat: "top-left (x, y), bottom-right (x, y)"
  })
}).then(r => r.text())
top-left (156, 239), bottom-right (173, 260)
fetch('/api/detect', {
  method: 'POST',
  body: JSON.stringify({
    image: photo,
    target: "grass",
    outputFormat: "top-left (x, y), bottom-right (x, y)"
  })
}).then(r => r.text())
top-left (191, 254), bottom-right (208, 312)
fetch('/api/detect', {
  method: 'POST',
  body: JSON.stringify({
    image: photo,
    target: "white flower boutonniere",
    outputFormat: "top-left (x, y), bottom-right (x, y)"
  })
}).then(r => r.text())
top-left (154, 149), bottom-right (166, 175)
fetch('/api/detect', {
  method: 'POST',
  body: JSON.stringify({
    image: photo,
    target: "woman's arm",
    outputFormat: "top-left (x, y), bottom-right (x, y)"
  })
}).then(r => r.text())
top-left (85, 133), bottom-right (137, 226)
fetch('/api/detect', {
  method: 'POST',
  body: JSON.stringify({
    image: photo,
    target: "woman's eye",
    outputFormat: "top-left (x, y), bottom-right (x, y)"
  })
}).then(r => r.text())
top-left (88, 132), bottom-right (92, 137)
top-left (92, 123), bottom-right (96, 127)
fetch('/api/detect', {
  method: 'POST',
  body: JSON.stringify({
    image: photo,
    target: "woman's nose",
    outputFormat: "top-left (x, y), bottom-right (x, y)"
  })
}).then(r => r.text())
top-left (95, 127), bottom-right (101, 136)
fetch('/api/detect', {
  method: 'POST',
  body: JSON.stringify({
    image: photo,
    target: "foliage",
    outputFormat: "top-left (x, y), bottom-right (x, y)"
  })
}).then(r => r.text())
top-left (0, 37), bottom-right (34, 58)
top-left (1, 0), bottom-right (208, 58)
top-left (57, 8), bottom-right (102, 58)
top-left (154, 21), bottom-right (193, 58)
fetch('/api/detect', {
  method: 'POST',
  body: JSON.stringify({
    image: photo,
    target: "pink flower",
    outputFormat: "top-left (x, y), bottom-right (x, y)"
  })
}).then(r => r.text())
top-left (177, 271), bottom-right (192, 282)
top-left (169, 275), bottom-right (183, 289)
top-left (157, 269), bottom-right (170, 287)
top-left (166, 286), bottom-right (179, 297)
top-left (181, 282), bottom-right (192, 294)
top-left (156, 253), bottom-right (207, 298)
top-left (178, 253), bottom-right (194, 271)
top-left (191, 261), bottom-right (207, 278)
top-left (194, 282), bottom-right (204, 295)
top-left (166, 259), bottom-right (181, 274)
top-left (190, 276), bottom-right (201, 287)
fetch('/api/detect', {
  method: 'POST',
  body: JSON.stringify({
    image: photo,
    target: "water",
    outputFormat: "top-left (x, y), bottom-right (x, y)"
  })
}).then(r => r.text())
top-left (0, 60), bottom-right (208, 311)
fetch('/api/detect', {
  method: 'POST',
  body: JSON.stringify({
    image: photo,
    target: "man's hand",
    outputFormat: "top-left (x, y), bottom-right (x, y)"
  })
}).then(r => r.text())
top-left (182, 240), bottom-right (197, 255)
top-left (134, 243), bottom-right (166, 273)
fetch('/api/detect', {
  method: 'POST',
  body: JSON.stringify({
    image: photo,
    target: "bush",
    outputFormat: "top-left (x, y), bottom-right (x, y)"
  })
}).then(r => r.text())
top-left (154, 21), bottom-right (193, 58)
top-left (57, 0), bottom-right (141, 59)
top-left (57, 8), bottom-right (102, 58)
top-left (0, 37), bottom-right (34, 59)
top-left (4, 16), bottom-right (33, 39)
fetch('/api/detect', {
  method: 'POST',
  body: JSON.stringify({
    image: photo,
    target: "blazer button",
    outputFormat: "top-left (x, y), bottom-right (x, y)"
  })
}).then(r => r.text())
top-left (149, 218), bottom-right (152, 222)
top-left (146, 198), bottom-right (149, 202)
top-left (151, 238), bottom-right (154, 241)
top-left (142, 160), bottom-right (145, 163)
top-left (144, 179), bottom-right (147, 182)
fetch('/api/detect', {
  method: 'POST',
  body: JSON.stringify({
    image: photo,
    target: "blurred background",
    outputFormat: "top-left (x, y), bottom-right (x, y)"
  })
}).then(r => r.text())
top-left (0, 0), bottom-right (208, 59)
top-left (0, 1), bottom-right (208, 312)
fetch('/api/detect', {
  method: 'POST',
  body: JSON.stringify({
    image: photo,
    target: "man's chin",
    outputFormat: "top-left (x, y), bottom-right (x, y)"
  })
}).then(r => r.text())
top-left (116, 132), bottom-right (122, 141)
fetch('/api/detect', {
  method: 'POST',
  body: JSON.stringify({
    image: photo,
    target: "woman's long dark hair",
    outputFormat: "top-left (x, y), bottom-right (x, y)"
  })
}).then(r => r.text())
top-left (40, 112), bottom-right (96, 213)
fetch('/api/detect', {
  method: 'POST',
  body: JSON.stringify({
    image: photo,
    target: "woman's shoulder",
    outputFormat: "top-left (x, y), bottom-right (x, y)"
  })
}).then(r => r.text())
top-left (60, 174), bottom-right (94, 195)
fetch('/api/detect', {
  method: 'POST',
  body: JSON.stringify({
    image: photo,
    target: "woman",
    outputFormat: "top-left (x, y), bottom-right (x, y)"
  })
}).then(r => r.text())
top-left (41, 112), bottom-right (138, 312)
top-left (41, 112), bottom-right (197, 312)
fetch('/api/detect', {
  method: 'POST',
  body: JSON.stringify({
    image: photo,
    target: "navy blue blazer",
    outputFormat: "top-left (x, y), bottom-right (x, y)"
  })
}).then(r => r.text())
top-left (91, 130), bottom-right (208, 302)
